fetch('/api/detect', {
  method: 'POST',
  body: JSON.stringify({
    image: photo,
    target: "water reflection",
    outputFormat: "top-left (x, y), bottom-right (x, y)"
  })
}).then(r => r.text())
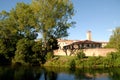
top-left (0, 66), bottom-right (120, 80)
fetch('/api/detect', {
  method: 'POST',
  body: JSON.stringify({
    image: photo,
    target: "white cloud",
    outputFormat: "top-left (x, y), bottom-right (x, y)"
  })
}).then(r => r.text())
top-left (107, 28), bottom-right (114, 32)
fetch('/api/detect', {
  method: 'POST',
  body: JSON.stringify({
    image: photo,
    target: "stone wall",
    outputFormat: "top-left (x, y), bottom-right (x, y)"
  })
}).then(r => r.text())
top-left (83, 48), bottom-right (116, 56)
top-left (54, 48), bottom-right (116, 56)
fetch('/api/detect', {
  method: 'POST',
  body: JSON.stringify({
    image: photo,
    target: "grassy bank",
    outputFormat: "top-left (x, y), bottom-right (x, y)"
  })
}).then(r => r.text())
top-left (43, 52), bottom-right (120, 69)
top-left (43, 56), bottom-right (104, 68)
top-left (44, 56), bottom-right (75, 68)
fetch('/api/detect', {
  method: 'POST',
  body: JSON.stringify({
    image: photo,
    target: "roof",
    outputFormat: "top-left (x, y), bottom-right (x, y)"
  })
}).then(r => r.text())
top-left (72, 40), bottom-right (101, 45)
top-left (57, 39), bottom-right (79, 43)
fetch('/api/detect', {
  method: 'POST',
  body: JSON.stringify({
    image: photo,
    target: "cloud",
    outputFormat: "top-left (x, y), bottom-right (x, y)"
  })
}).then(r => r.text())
top-left (107, 28), bottom-right (114, 32)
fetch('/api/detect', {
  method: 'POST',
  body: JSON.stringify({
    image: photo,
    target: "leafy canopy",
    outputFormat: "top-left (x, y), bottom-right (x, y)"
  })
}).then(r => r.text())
top-left (0, 0), bottom-right (74, 65)
top-left (107, 27), bottom-right (120, 51)
top-left (31, 0), bottom-right (74, 39)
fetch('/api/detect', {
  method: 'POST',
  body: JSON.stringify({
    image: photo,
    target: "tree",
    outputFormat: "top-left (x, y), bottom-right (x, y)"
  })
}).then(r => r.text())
top-left (13, 38), bottom-right (35, 64)
top-left (32, 39), bottom-right (46, 63)
top-left (0, 3), bottom-right (39, 64)
top-left (107, 27), bottom-right (120, 51)
top-left (31, 0), bottom-right (74, 52)
top-left (0, 11), bottom-right (17, 63)
top-left (9, 3), bottom-right (38, 40)
top-left (0, 0), bottom-right (75, 65)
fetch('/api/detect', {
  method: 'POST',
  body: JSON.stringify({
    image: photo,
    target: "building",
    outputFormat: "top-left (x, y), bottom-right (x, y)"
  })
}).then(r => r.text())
top-left (100, 42), bottom-right (108, 48)
top-left (58, 30), bottom-right (104, 50)
top-left (63, 40), bottom-right (102, 50)
top-left (54, 31), bottom-right (115, 56)
top-left (57, 39), bottom-right (79, 49)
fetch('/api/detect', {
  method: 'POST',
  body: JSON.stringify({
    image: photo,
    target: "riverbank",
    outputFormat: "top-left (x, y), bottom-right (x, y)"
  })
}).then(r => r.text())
top-left (43, 52), bottom-right (120, 68)
top-left (1, 51), bottom-right (120, 69)
top-left (43, 56), bottom-right (103, 68)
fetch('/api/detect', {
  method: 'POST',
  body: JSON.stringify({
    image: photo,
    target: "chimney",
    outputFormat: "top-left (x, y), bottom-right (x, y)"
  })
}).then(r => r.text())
top-left (86, 30), bottom-right (92, 41)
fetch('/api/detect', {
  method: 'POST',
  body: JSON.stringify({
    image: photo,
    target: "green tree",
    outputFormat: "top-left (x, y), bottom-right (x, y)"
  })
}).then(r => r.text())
top-left (13, 38), bottom-right (34, 64)
top-left (9, 3), bottom-right (38, 40)
top-left (31, 0), bottom-right (74, 52)
top-left (107, 27), bottom-right (120, 51)
top-left (0, 11), bottom-right (17, 63)
top-left (0, 0), bottom-right (74, 65)
top-left (0, 3), bottom-right (38, 64)
top-left (32, 40), bottom-right (46, 63)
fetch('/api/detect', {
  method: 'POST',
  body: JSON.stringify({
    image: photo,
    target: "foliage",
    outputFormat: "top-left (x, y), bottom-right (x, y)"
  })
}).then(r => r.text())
top-left (0, 0), bottom-right (74, 65)
top-left (12, 52), bottom-right (26, 65)
top-left (10, 3), bottom-right (38, 40)
top-left (45, 52), bottom-right (54, 61)
top-left (0, 3), bottom-right (38, 65)
top-left (13, 38), bottom-right (34, 64)
top-left (0, 39), bottom-right (8, 57)
top-left (105, 52), bottom-right (120, 67)
top-left (69, 59), bottom-right (76, 70)
top-left (107, 27), bottom-right (120, 51)
top-left (32, 40), bottom-right (43, 54)
top-left (46, 36), bottom-right (59, 51)
top-left (31, 0), bottom-right (74, 55)
top-left (0, 38), bottom-right (16, 64)
top-left (32, 40), bottom-right (46, 64)
top-left (44, 52), bottom-right (120, 68)
top-left (76, 50), bottom-right (85, 59)
top-left (13, 38), bottom-right (43, 65)
top-left (31, 0), bottom-right (74, 38)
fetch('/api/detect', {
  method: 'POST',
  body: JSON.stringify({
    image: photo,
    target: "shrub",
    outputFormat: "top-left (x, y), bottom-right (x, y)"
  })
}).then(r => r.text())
top-left (12, 38), bottom-right (34, 65)
top-left (76, 50), bottom-right (85, 59)
top-left (12, 53), bottom-right (27, 65)
top-left (69, 59), bottom-right (76, 70)
top-left (106, 52), bottom-right (120, 67)
top-left (45, 52), bottom-right (54, 61)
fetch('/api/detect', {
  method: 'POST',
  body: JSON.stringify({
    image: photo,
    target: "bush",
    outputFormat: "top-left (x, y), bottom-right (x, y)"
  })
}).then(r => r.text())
top-left (45, 52), bottom-right (54, 61)
top-left (106, 52), bottom-right (120, 67)
top-left (69, 59), bottom-right (76, 70)
top-left (12, 53), bottom-right (27, 65)
top-left (76, 50), bottom-right (85, 59)
top-left (12, 38), bottom-right (34, 65)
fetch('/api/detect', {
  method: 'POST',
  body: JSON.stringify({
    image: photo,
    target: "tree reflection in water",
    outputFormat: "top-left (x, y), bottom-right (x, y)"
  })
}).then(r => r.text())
top-left (0, 66), bottom-right (120, 80)
top-left (44, 71), bottom-right (57, 80)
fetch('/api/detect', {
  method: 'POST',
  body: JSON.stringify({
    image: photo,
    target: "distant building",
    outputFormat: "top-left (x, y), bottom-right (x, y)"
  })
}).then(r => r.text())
top-left (63, 40), bottom-right (102, 50)
top-left (57, 31), bottom-right (107, 50)
top-left (57, 39), bottom-right (78, 49)
top-left (54, 31), bottom-right (115, 56)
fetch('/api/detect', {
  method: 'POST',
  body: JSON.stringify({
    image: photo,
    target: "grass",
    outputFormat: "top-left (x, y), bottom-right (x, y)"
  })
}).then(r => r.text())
top-left (43, 52), bottom-right (120, 69)
top-left (43, 55), bottom-right (75, 68)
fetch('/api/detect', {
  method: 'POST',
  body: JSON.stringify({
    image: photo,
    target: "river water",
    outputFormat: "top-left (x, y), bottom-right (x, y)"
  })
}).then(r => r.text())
top-left (0, 66), bottom-right (120, 80)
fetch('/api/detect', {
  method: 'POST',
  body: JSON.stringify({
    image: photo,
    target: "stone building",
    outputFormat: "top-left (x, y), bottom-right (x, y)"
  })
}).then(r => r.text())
top-left (58, 30), bottom-right (103, 50)
top-left (63, 40), bottom-right (102, 50)
top-left (57, 39), bottom-right (79, 49)
top-left (54, 31), bottom-right (115, 56)
top-left (58, 31), bottom-right (108, 50)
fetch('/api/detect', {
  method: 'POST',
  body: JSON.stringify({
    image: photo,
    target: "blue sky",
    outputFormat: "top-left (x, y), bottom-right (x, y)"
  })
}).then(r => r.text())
top-left (0, 0), bottom-right (120, 41)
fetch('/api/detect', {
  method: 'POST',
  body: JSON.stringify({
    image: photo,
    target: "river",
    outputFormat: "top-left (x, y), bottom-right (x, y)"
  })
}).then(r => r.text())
top-left (0, 66), bottom-right (120, 80)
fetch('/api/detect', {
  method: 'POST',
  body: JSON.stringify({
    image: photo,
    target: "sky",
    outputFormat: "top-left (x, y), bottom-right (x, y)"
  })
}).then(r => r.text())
top-left (0, 0), bottom-right (120, 41)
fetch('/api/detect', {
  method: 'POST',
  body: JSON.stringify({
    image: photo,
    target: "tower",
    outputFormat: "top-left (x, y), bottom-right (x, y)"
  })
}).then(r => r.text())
top-left (86, 30), bottom-right (92, 41)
